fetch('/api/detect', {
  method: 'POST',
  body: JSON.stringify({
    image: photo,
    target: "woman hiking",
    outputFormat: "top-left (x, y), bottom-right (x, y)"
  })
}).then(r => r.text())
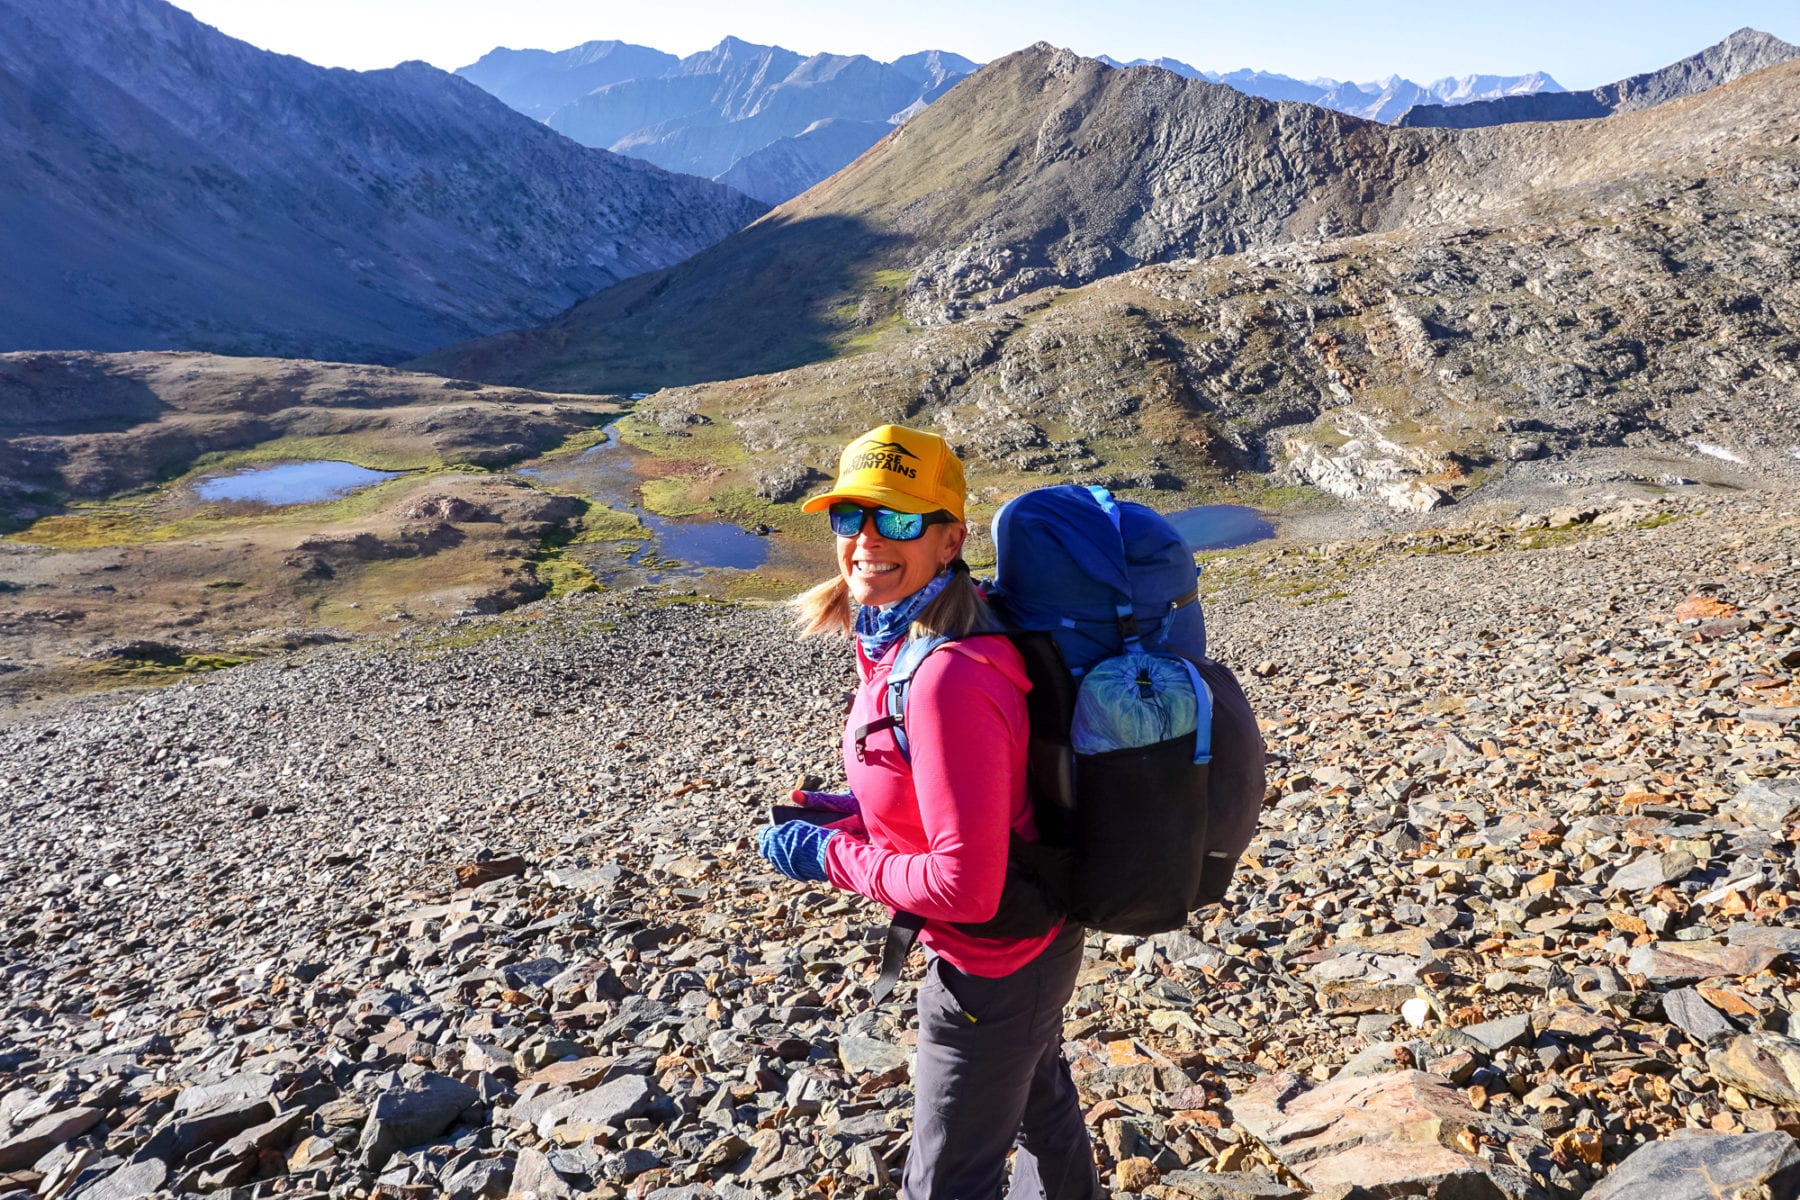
top-left (754, 424), bottom-right (1101, 1199)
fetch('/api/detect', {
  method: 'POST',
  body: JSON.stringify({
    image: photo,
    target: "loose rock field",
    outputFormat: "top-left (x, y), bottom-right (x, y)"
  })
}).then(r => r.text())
top-left (1, 490), bottom-right (1796, 1200)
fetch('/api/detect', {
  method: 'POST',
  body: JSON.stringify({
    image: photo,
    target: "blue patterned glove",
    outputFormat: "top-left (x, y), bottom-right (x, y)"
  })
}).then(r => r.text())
top-left (756, 822), bottom-right (837, 883)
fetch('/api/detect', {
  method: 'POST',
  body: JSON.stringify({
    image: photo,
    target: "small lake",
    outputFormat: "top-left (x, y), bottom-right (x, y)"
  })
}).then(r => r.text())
top-left (515, 428), bottom-right (768, 576)
top-left (193, 461), bottom-right (401, 505)
top-left (1166, 505), bottom-right (1275, 551)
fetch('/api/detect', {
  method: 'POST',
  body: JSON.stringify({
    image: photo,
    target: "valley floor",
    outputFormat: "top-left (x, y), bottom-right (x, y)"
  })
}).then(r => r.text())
top-left (0, 487), bottom-right (1795, 1198)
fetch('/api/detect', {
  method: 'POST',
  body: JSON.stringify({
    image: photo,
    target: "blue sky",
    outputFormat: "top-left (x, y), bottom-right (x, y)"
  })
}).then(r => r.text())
top-left (176, 0), bottom-right (1798, 90)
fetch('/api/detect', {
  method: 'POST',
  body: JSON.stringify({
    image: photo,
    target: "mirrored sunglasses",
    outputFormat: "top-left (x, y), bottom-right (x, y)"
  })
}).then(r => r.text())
top-left (827, 503), bottom-right (953, 541)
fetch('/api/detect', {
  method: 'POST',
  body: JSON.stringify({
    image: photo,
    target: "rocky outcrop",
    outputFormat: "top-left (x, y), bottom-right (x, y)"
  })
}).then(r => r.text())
top-left (1397, 27), bottom-right (1797, 126)
top-left (0, 0), bottom-right (765, 363)
top-left (1282, 416), bottom-right (1450, 512)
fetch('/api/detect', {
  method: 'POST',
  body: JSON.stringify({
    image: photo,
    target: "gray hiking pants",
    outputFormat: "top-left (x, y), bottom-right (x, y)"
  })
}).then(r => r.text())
top-left (903, 924), bottom-right (1102, 1200)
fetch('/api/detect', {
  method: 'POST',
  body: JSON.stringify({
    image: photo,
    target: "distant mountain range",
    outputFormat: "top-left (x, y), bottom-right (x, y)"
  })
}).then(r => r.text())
top-left (457, 40), bottom-right (977, 205)
top-left (457, 36), bottom-right (1570, 202)
top-left (419, 36), bottom-right (1800, 402)
top-left (1397, 26), bottom-right (1797, 126)
top-left (0, 0), bottom-right (765, 362)
top-left (1096, 57), bottom-right (1563, 123)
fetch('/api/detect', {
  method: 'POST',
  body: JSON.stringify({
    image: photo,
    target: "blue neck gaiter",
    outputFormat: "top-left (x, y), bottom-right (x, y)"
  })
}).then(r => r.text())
top-left (855, 570), bottom-right (954, 662)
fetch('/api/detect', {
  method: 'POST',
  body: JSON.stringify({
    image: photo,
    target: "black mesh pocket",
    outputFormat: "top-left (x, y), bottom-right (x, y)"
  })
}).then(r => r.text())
top-left (1070, 738), bottom-right (1210, 934)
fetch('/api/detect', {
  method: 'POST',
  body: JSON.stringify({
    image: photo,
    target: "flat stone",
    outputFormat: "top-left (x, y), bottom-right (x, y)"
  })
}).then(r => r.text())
top-left (1584, 1131), bottom-right (1800, 1200)
top-left (1626, 941), bottom-right (1785, 984)
top-left (356, 1071), bottom-right (479, 1171)
top-left (1147, 1172), bottom-right (1307, 1200)
top-left (1726, 923), bottom-right (1800, 954)
top-left (509, 1146), bottom-right (575, 1200)
top-left (838, 1035), bottom-right (909, 1077)
top-left (1725, 779), bottom-right (1800, 827)
top-left (442, 1155), bottom-right (515, 1200)
top-left (535, 1074), bottom-right (657, 1140)
top-left (137, 1094), bottom-right (275, 1165)
top-left (525, 1057), bottom-right (614, 1091)
top-left (1335, 1041), bottom-right (1404, 1079)
top-left (1706, 1033), bottom-right (1800, 1107)
top-left (456, 854), bottom-right (527, 889)
top-left (173, 1073), bottom-right (278, 1116)
top-left (1460, 1013), bottom-right (1533, 1052)
top-left (1609, 849), bottom-right (1697, 892)
top-left (1662, 988), bottom-right (1736, 1043)
top-left (0, 1106), bottom-right (102, 1171)
top-left (73, 1158), bottom-right (170, 1200)
top-left (218, 1109), bottom-right (308, 1159)
top-left (1228, 1070), bottom-right (1541, 1199)
top-left (1328, 928), bottom-right (1455, 957)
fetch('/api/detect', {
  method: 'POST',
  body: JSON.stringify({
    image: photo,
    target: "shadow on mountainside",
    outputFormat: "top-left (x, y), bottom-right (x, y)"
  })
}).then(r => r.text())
top-left (411, 213), bottom-right (909, 395)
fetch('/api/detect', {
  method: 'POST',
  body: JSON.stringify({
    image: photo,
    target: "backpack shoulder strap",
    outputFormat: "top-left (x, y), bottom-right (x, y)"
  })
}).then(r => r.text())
top-left (853, 633), bottom-right (955, 763)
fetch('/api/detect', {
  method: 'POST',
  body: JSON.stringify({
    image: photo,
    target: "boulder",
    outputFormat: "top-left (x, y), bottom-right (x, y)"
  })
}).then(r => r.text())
top-left (1229, 1070), bottom-right (1545, 1199)
top-left (1584, 1130), bottom-right (1800, 1199)
top-left (356, 1072), bottom-right (479, 1171)
top-left (1726, 779), bottom-right (1800, 827)
top-left (1706, 1033), bottom-right (1800, 1107)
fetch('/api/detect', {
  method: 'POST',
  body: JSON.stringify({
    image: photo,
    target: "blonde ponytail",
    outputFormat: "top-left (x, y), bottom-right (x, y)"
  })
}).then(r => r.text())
top-left (791, 575), bottom-right (853, 638)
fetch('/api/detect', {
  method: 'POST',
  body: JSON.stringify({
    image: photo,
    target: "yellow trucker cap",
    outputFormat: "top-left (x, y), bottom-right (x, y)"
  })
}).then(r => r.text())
top-left (800, 424), bottom-right (965, 521)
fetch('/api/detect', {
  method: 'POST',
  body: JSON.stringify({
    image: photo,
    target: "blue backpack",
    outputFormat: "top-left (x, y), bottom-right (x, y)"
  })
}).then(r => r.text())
top-left (865, 486), bottom-right (1267, 1000)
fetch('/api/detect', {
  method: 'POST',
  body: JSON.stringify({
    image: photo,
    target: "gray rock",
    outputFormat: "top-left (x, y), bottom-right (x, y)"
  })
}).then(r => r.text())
top-left (508, 1146), bottom-right (576, 1200)
top-left (0, 1105), bottom-right (102, 1171)
top-left (1609, 849), bottom-right (1697, 892)
top-left (1148, 1171), bottom-right (1316, 1199)
top-left (1661, 988), bottom-right (1736, 1043)
top-left (357, 1072), bottom-right (479, 1171)
top-left (173, 1073), bottom-right (277, 1115)
top-left (442, 1154), bottom-right (514, 1200)
top-left (1459, 1013), bottom-right (1533, 1053)
top-left (838, 1035), bottom-right (909, 1077)
top-left (1336, 1041), bottom-right (1404, 1079)
top-left (1706, 1033), bottom-right (1800, 1108)
top-left (1726, 922), bottom-right (1800, 954)
top-left (1584, 1130), bottom-right (1800, 1200)
top-left (535, 1075), bottom-right (657, 1139)
top-left (1727, 779), bottom-right (1800, 827)
top-left (70, 1159), bottom-right (170, 1200)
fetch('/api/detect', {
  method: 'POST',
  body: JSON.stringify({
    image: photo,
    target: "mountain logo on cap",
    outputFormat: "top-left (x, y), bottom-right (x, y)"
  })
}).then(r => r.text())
top-left (857, 440), bottom-right (920, 459)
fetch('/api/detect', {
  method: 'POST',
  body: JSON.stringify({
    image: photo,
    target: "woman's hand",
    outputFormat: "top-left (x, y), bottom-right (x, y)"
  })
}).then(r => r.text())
top-left (756, 822), bottom-right (838, 883)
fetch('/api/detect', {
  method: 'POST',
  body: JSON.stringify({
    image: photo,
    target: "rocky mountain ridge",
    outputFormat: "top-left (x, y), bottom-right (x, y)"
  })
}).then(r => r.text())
top-left (0, 0), bottom-right (766, 363)
top-left (1099, 56), bottom-right (1564, 123)
top-left (1398, 27), bottom-right (1798, 127)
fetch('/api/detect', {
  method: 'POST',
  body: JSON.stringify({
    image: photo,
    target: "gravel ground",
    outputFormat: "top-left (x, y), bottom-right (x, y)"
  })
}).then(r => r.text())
top-left (1, 489), bottom-right (1796, 1199)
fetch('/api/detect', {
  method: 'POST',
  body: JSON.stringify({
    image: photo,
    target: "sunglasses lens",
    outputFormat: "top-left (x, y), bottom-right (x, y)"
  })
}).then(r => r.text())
top-left (874, 509), bottom-right (925, 540)
top-left (827, 503), bottom-right (866, 537)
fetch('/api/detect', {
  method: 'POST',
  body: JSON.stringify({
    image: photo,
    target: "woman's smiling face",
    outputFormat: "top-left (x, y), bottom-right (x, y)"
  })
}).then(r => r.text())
top-left (836, 510), bottom-right (966, 608)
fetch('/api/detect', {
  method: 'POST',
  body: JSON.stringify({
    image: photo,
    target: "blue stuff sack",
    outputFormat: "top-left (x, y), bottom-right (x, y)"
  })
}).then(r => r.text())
top-left (1071, 653), bottom-right (1212, 760)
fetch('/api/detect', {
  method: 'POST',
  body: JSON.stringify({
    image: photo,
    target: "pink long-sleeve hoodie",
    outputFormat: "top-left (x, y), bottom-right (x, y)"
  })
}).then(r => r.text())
top-left (822, 633), bottom-right (1064, 977)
